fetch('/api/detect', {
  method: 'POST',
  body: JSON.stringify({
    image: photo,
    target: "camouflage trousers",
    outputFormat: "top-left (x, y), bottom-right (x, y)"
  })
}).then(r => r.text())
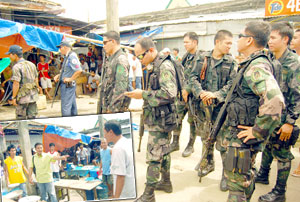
top-left (198, 121), bottom-right (215, 167)
top-left (172, 100), bottom-right (195, 138)
top-left (15, 102), bottom-right (38, 120)
top-left (225, 149), bottom-right (258, 202)
top-left (146, 131), bottom-right (171, 186)
top-left (259, 132), bottom-right (294, 193)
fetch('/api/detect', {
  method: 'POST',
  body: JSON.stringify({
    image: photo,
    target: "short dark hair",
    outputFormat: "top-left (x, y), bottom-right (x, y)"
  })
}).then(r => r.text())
top-left (173, 48), bottom-right (179, 53)
top-left (183, 32), bottom-right (198, 44)
top-left (136, 37), bottom-right (156, 50)
top-left (296, 29), bottom-right (300, 33)
top-left (245, 21), bottom-right (271, 48)
top-left (39, 54), bottom-right (46, 58)
top-left (271, 21), bottom-right (294, 45)
top-left (104, 120), bottom-right (122, 136)
top-left (214, 30), bottom-right (233, 45)
top-left (103, 31), bottom-right (120, 44)
top-left (49, 143), bottom-right (55, 147)
top-left (7, 145), bottom-right (16, 152)
top-left (34, 142), bottom-right (43, 149)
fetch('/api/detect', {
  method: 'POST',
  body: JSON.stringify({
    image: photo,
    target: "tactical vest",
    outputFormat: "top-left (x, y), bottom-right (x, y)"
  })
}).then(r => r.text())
top-left (194, 52), bottom-right (235, 122)
top-left (17, 61), bottom-right (38, 100)
top-left (101, 49), bottom-right (131, 111)
top-left (197, 52), bottom-right (234, 91)
top-left (226, 57), bottom-right (270, 128)
top-left (143, 55), bottom-right (177, 132)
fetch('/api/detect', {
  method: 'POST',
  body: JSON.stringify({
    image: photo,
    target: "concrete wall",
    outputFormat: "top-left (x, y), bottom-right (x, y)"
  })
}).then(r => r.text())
top-left (5, 135), bottom-right (43, 149)
top-left (154, 18), bottom-right (263, 58)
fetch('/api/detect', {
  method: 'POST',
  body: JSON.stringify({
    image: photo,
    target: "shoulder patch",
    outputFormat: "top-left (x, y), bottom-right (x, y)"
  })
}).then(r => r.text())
top-left (297, 72), bottom-right (300, 83)
top-left (251, 69), bottom-right (263, 82)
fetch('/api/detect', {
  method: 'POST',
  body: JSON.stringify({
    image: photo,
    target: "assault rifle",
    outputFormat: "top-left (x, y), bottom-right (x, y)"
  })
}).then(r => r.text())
top-left (97, 50), bottom-right (106, 114)
top-left (187, 94), bottom-right (200, 131)
top-left (138, 113), bottom-right (144, 152)
top-left (197, 64), bottom-right (246, 182)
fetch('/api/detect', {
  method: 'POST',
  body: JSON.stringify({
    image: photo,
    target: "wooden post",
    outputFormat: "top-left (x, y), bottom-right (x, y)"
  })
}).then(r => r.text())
top-left (98, 115), bottom-right (104, 139)
top-left (18, 121), bottom-right (37, 195)
top-left (106, 0), bottom-right (120, 32)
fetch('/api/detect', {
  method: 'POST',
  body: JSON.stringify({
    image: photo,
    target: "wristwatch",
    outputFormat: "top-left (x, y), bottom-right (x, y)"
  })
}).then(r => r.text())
top-left (12, 96), bottom-right (16, 99)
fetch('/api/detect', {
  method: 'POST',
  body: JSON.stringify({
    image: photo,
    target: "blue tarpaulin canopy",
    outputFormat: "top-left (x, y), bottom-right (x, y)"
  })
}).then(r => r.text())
top-left (122, 26), bottom-right (163, 45)
top-left (0, 18), bottom-right (63, 58)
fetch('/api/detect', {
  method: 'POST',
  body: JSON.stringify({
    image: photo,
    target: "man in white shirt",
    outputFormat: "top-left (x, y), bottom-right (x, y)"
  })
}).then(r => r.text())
top-left (132, 55), bottom-right (143, 89)
top-left (87, 71), bottom-right (100, 93)
top-left (80, 58), bottom-right (89, 72)
top-left (48, 143), bottom-right (61, 179)
top-left (104, 120), bottom-right (136, 199)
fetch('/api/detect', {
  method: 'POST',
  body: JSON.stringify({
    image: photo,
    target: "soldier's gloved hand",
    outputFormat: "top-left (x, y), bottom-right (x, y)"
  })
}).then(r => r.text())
top-left (237, 125), bottom-right (256, 143)
top-left (182, 89), bottom-right (188, 103)
top-left (277, 123), bottom-right (293, 141)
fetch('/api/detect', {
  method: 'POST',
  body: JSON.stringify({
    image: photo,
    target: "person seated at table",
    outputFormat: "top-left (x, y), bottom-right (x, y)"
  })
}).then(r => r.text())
top-left (77, 144), bottom-right (89, 166)
top-left (92, 147), bottom-right (101, 166)
top-left (100, 138), bottom-right (113, 197)
top-left (86, 70), bottom-right (100, 94)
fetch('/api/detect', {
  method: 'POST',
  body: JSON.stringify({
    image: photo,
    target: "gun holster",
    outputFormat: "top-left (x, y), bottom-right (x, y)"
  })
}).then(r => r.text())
top-left (224, 146), bottom-right (251, 175)
top-left (66, 80), bottom-right (76, 88)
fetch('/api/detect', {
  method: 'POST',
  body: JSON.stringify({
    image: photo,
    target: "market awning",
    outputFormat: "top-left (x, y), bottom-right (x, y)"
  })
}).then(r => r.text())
top-left (42, 125), bottom-right (92, 153)
top-left (121, 26), bottom-right (163, 46)
top-left (0, 18), bottom-right (63, 58)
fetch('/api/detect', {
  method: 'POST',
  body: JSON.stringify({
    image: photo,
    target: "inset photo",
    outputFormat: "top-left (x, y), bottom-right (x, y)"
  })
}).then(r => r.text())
top-left (0, 112), bottom-right (136, 202)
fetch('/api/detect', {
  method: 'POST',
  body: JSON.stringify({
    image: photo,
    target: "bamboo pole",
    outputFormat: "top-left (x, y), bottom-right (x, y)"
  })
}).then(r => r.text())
top-left (64, 33), bottom-right (134, 51)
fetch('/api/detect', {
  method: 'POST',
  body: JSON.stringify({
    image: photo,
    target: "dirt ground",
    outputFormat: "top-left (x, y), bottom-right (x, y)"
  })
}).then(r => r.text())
top-left (0, 94), bottom-right (98, 121)
top-left (130, 112), bottom-right (300, 202)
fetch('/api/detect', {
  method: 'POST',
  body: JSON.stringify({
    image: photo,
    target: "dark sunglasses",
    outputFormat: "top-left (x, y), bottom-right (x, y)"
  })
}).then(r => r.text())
top-left (137, 50), bottom-right (149, 60)
top-left (103, 40), bottom-right (112, 45)
top-left (238, 34), bottom-right (255, 39)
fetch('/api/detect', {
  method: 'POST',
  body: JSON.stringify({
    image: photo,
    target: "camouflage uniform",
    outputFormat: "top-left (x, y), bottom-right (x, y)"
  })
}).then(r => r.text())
top-left (257, 49), bottom-right (300, 201)
top-left (142, 54), bottom-right (177, 195)
top-left (11, 58), bottom-right (39, 119)
top-left (188, 51), bottom-right (237, 171)
top-left (99, 49), bottom-right (129, 113)
top-left (171, 51), bottom-right (198, 153)
top-left (222, 50), bottom-right (284, 201)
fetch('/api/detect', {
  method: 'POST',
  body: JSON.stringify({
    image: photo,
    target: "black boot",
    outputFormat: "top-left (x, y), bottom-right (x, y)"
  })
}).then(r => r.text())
top-left (255, 166), bottom-right (270, 185)
top-left (198, 163), bottom-right (215, 177)
top-left (220, 169), bottom-right (228, 192)
top-left (258, 187), bottom-right (285, 202)
top-left (135, 185), bottom-right (155, 202)
top-left (170, 135), bottom-right (179, 153)
top-left (155, 171), bottom-right (173, 193)
top-left (182, 136), bottom-right (195, 157)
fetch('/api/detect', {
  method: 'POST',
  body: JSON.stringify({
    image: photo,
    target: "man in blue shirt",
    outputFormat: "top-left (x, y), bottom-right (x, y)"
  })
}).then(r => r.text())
top-left (100, 138), bottom-right (113, 197)
top-left (54, 41), bottom-right (82, 116)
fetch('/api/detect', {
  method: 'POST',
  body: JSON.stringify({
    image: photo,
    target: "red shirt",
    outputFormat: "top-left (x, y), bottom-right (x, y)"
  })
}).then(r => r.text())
top-left (38, 63), bottom-right (50, 79)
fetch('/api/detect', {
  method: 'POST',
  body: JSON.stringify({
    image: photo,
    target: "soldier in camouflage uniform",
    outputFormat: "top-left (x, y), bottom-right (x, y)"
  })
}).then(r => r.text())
top-left (6, 45), bottom-right (42, 119)
top-left (99, 31), bottom-right (129, 113)
top-left (221, 21), bottom-right (285, 202)
top-left (169, 32), bottom-right (199, 156)
top-left (187, 30), bottom-right (237, 190)
top-left (257, 22), bottom-right (300, 202)
top-left (125, 37), bottom-right (177, 202)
